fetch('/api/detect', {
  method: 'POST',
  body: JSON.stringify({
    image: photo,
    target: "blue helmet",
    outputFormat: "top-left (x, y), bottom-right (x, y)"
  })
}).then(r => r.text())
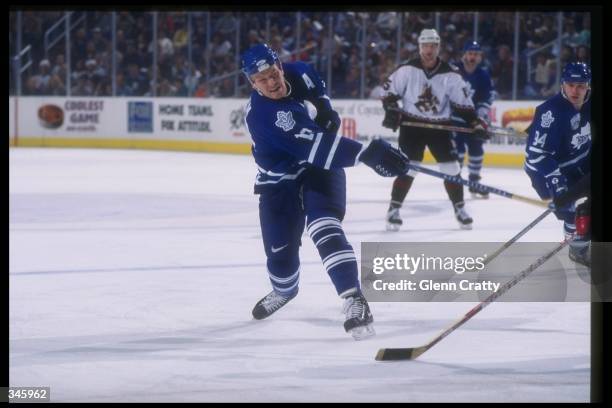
top-left (561, 62), bottom-right (591, 83)
top-left (463, 40), bottom-right (482, 53)
top-left (240, 43), bottom-right (280, 78)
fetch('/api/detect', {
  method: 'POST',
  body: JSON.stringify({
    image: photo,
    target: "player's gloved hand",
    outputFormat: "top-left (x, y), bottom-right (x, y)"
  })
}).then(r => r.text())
top-left (476, 106), bottom-right (491, 123)
top-left (546, 173), bottom-right (570, 208)
top-left (470, 117), bottom-right (490, 141)
top-left (382, 107), bottom-right (403, 132)
top-left (358, 138), bottom-right (410, 177)
top-left (315, 109), bottom-right (341, 135)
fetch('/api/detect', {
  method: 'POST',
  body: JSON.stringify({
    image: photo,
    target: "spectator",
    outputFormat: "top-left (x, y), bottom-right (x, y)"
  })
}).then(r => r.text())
top-left (71, 73), bottom-right (95, 96)
top-left (173, 20), bottom-right (189, 52)
top-left (217, 77), bottom-right (234, 97)
top-left (491, 44), bottom-right (514, 99)
top-left (575, 45), bottom-right (590, 64)
top-left (270, 35), bottom-right (291, 62)
top-left (28, 59), bottom-right (52, 94)
top-left (576, 14), bottom-right (590, 46)
top-left (369, 71), bottom-right (388, 100)
top-left (539, 59), bottom-right (558, 98)
top-left (124, 63), bottom-right (148, 96)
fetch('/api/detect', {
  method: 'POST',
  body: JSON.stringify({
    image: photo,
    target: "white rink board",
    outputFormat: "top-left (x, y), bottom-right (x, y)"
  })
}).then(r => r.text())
top-left (10, 96), bottom-right (541, 149)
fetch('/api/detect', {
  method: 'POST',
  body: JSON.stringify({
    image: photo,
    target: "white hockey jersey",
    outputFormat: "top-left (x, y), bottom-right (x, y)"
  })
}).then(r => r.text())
top-left (383, 58), bottom-right (476, 123)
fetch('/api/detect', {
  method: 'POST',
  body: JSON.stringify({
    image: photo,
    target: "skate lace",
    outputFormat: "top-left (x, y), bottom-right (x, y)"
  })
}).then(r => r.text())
top-left (455, 206), bottom-right (469, 219)
top-left (387, 208), bottom-right (400, 221)
top-left (262, 292), bottom-right (288, 312)
top-left (342, 296), bottom-right (365, 319)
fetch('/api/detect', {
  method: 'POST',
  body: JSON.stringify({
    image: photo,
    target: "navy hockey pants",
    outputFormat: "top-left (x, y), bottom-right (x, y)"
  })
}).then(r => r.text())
top-left (258, 167), bottom-right (359, 297)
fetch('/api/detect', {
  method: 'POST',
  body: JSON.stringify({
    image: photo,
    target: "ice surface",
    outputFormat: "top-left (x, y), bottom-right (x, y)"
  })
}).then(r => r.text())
top-left (9, 148), bottom-right (589, 402)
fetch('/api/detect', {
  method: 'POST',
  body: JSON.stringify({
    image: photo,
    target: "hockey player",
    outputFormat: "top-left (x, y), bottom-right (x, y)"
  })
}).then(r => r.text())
top-left (524, 62), bottom-right (591, 266)
top-left (381, 28), bottom-right (489, 231)
top-left (241, 44), bottom-right (410, 340)
top-left (452, 41), bottom-right (496, 199)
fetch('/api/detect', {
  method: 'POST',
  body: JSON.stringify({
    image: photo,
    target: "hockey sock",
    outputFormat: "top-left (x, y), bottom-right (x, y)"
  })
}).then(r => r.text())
top-left (307, 217), bottom-right (359, 296)
top-left (390, 175), bottom-right (414, 208)
top-left (444, 176), bottom-right (464, 205)
top-left (266, 258), bottom-right (300, 296)
top-left (467, 137), bottom-right (484, 177)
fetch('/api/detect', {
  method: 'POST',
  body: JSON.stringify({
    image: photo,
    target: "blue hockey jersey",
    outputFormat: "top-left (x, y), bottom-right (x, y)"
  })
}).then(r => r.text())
top-left (453, 61), bottom-right (495, 122)
top-left (245, 62), bottom-right (363, 193)
top-left (524, 91), bottom-right (591, 199)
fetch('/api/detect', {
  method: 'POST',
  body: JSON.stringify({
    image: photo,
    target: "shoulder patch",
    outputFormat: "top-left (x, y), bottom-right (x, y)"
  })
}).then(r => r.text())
top-left (540, 110), bottom-right (554, 128)
top-left (275, 111), bottom-right (296, 131)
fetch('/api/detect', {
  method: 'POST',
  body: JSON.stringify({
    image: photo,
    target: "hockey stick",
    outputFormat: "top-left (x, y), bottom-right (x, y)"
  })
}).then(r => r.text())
top-left (483, 207), bottom-right (554, 267)
top-left (400, 120), bottom-right (527, 138)
top-left (407, 163), bottom-right (550, 208)
top-left (375, 239), bottom-right (570, 361)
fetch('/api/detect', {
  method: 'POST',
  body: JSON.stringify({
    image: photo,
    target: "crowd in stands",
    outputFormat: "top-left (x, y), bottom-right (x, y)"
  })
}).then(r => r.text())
top-left (9, 11), bottom-right (591, 100)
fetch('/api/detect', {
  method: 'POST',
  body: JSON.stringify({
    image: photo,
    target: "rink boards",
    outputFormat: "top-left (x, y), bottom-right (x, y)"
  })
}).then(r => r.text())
top-left (8, 97), bottom-right (541, 167)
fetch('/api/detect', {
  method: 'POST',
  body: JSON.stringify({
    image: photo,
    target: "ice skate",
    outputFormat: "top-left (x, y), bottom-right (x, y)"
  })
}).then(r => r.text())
top-left (569, 243), bottom-right (590, 268)
top-left (252, 289), bottom-right (298, 320)
top-left (468, 175), bottom-right (489, 199)
top-left (386, 207), bottom-right (403, 231)
top-left (342, 289), bottom-right (375, 340)
top-left (454, 201), bottom-right (473, 230)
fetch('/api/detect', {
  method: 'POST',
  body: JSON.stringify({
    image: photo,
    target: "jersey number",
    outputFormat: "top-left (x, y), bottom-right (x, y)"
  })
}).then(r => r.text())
top-left (294, 127), bottom-right (321, 141)
top-left (533, 130), bottom-right (547, 147)
top-left (302, 73), bottom-right (315, 90)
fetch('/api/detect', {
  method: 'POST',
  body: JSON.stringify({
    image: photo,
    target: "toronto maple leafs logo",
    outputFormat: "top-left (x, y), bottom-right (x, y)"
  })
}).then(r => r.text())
top-left (540, 110), bottom-right (554, 128)
top-left (571, 123), bottom-right (591, 150)
top-left (275, 111), bottom-right (295, 131)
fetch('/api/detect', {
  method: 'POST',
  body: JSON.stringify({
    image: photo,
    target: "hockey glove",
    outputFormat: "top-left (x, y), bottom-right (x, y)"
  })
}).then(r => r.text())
top-left (315, 109), bottom-right (342, 135)
top-left (546, 173), bottom-right (569, 203)
top-left (382, 107), bottom-right (403, 132)
top-left (470, 117), bottom-right (490, 141)
top-left (359, 138), bottom-right (410, 177)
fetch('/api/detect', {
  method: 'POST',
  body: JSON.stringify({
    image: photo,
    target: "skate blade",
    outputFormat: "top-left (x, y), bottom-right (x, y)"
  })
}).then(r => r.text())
top-left (459, 223), bottom-right (473, 230)
top-left (470, 192), bottom-right (489, 199)
top-left (386, 223), bottom-right (401, 232)
top-left (349, 324), bottom-right (376, 341)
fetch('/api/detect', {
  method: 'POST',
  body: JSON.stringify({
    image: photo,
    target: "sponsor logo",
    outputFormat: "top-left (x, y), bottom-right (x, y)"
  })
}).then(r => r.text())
top-left (342, 118), bottom-right (357, 139)
top-left (540, 110), bottom-right (554, 128)
top-left (230, 107), bottom-right (246, 131)
top-left (128, 101), bottom-right (153, 133)
top-left (275, 111), bottom-right (295, 131)
top-left (38, 104), bottom-right (64, 129)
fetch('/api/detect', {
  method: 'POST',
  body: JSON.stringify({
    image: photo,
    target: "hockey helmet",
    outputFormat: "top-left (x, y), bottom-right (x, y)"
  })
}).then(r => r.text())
top-left (418, 29), bottom-right (441, 44)
top-left (241, 43), bottom-right (280, 78)
top-left (463, 40), bottom-right (482, 53)
top-left (561, 62), bottom-right (591, 84)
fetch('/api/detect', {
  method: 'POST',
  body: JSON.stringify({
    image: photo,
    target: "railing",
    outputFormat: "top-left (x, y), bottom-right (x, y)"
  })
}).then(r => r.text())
top-left (43, 11), bottom-right (86, 60)
top-left (525, 34), bottom-right (568, 85)
top-left (12, 45), bottom-right (32, 96)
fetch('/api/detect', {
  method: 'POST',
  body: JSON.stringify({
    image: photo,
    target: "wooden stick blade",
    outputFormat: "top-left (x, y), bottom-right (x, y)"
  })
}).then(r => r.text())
top-left (375, 346), bottom-right (428, 361)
